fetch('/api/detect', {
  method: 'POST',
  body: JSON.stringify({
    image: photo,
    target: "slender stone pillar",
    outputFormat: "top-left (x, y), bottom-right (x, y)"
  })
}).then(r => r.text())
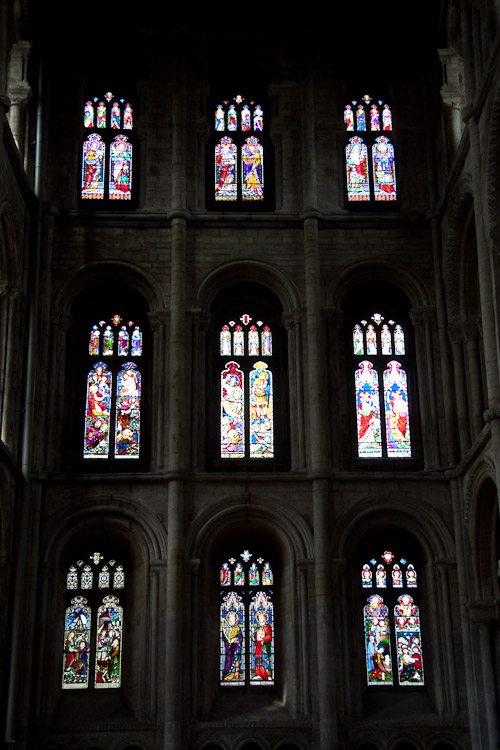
top-left (447, 324), bottom-right (471, 454)
top-left (6, 41), bottom-right (32, 161)
top-left (302, 72), bottom-right (337, 740)
top-left (436, 559), bottom-right (459, 716)
top-left (469, 604), bottom-right (500, 748)
top-left (463, 320), bottom-right (485, 438)
top-left (164, 54), bottom-right (188, 748)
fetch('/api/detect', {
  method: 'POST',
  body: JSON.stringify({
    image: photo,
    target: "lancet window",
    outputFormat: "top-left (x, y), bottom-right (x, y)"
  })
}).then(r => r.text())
top-left (210, 94), bottom-right (272, 208)
top-left (353, 313), bottom-right (411, 458)
top-left (81, 91), bottom-right (135, 202)
top-left (220, 550), bottom-right (275, 686)
top-left (219, 314), bottom-right (274, 459)
top-left (63, 552), bottom-right (125, 689)
top-left (344, 94), bottom-right (397, 203)
top-left (362, 550), bottom-right (424, 686)
top-left (84, 315), bottom-right (143, 459)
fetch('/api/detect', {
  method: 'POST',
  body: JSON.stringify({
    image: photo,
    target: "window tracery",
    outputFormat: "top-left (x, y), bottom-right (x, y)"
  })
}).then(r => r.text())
top-left (84, 315), bottom-right (143, 459)
top-left (81, 91), bottom-right (135, 202)
top-left (219, 314), bottom-right (274, 459)
top-left (344, 94), bottom-right (397, 204)
top-left (362, 550), bottom-right (424, 686)
top-left (220, 550), bottom-right (274, 686)
top-left (63, 553), bottom-right (125, 689)
top-left (353, 313), bottom-right (411, 458)
top-left (210, 94), bottom-right (272, 208)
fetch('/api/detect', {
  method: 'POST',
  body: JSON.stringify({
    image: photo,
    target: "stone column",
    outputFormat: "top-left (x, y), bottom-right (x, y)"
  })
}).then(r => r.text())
top-left (411, 307), bottom-right (440, 467)
top-left (0, 0), bottom-right (10, 116)
top-left (435, 559), bottom-right (459, 717)
top-left (468, 603), bottom-right (500, 748)
top-left (447, 324), bottom-right (471, 455)
top-left (463, 320), bottom-right (485, 438)
top-left (301, 62), bottom-right (337, 744)
top-left (283, 310), bottom-right (304, 470)
top-left (164, 52), bottom-right (188, 749)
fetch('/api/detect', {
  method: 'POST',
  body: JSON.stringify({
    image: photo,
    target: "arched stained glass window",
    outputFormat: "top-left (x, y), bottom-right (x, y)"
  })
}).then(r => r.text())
top-left (109, 135), bottom-right (133, 201)
top-left (346, 137), bottom-right (370, 201)
top-left (344, 94), bottom-right (397, 205)
top-left (63, 554), bottom-right (125, 690)
top-left (84, 316), bottom-right (143, 460)
top-left (361, 550), bottom-right (424, 686)
top-left (220, 551), bottom-right (274, 687)
top-left (352, 314), bottom-right (412, 459)
top-left (219, 316), bottom-right (274, 459)
top-left (95, 595), bottom-right (123, 687)
top-left (80, 91), bottom-right (136, 203)
top-left (210, 94), bottom-right (271, 208)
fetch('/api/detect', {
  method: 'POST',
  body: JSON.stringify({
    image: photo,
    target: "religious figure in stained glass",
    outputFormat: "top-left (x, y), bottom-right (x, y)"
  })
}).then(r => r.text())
top-left (220, 325), bottom-right (231, 356)
top-left (364, 594), bottom-right (393, 685)
top-left (362, 564), bottom-right (372, 588)
top-left (406, 564), bottom-right (417, 587)
top-left (249, 592), bottom-right (274, 684)
top-left (131, 326), bottom-right (142, 356)
top-left (109, 135), bottom-right (132, 200)
top-left (356, 104), bottom-right (366, 131)
top-left (227, 104), bottom-right (237, 131)
top-left (95, 596), bottom-right (123, 688)
top-left (84, 101), bottom-right (94, 128)
top-left (261, 326), bottom-right (272, 356)
top-left (248, 326), bottom-right (259, 356)
top-left (123, 104), bottom-right (133, 130)
top-left (253, 105), bottom-right (263, 131)
top-left (373, 136), bottom-right (397, 201)
top-left (215, 137), bottom-right (237, 201)
top-left (242, 137), bottom-right (264, 201)
top-left (89, 325), bottom-right (100, 355)
top-left (346, 137), bottom-right (370, 201)
top-left (221, 362), bottom-right (244, 457)
top-left (62, 597), bottom-right (91, 688)
top-left (81, 134), bottom-right (105, 200)
top-left (220, 592), bottom-right (245, 685)
top-left (118, 327), bottom-right (129, 356)
top-left (370, 104), bottom-right (380, 131)
top-left (233, 325), bottom-right (244, 355)
top-left (381, 325), bottom-right (391, 355)
top-left (215, 104), bottom-right (225, 131)
top-left (111, 101), bottom-right (121, 129)
top-left (394, 595), bottom-right (424, 685)
top-left (376, 564), bottom-right (386, 587)
top-left (84, 363), bottom-right (112, 458)
top-left (366, 324), bottom-right (377, 354)
top-left (250, 362), bottom-right (273, 457)
top-left (344, 104), bottom-right (354, 131)
top-left (97, 101), bottom-right (106, 128)
top-left (355, 361), bottom-right (382, 457)
top-left (382, 104), bottom-right (392, 130)
top-left (353, 324), bottom-right (364, 355)
top-left (241, 104), bottom-right (251, 131)
top-left (262, 562), bottom-right (273, 585)
top-left (394, 325), bottom-right (405, 354)
top-left (383, 361), bottom-right (411, 457)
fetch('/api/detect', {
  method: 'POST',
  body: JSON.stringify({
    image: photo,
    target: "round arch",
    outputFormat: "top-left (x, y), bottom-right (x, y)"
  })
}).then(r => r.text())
top-left (330, 259), bottom-right (431, 312)
top-left (52, 259), bottom-right (167, 316)
top-left (186, 494), bottom-right (313, 563)
top-left (195, 260), bottom-right (301, 314)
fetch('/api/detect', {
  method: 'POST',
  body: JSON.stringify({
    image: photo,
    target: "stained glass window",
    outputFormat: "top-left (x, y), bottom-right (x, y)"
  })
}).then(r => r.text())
top-left (361, 551), bottom-right (424, 687)
top-left (84, 316), bottom-right (143, 460)
top-left (220, 551), bottom-right (274, 687)
top-left (344, 94), bottom-right (397, 204)
top-left (63, 553), bottom-right (125, 690)
top-left (352, 314), bottom-right (411, 458)
top-left (81, 91), bottom-right (135, 202)
top-left (219, 316), bottom-right (274, 459)
top-left (211, 95), bottom-right (268, 205)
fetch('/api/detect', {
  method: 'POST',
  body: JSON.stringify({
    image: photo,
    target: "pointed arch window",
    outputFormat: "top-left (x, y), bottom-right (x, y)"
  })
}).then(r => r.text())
top-left (84, 315), bottom-right (143, 459)
top-left (353, 313), bottom-right (412, 458)
top-left (209, 94), bottom-right (273, 209)
top-left (219, 550), bottom-right (275, 686)
top-left (63, 552), bottom-right (125, 689)
top-left (219, 314), bottom-right (274, 459)
top-left (80, 91), bottom-right (137, 204)
top-left (344, 94), bottom-right (397, 205)
top-left (362, 550), bottom-right (424, 686)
